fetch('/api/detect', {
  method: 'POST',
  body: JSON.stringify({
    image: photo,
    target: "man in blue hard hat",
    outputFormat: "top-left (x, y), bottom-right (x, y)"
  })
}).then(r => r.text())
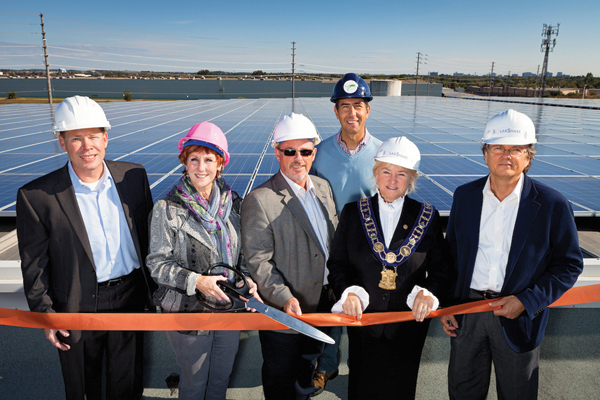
top-left (310, 73), bottom-right (383, 395)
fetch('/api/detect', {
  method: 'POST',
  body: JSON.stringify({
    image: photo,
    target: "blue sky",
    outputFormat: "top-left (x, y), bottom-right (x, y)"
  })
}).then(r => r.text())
top-left (2, 0), bottom-right (599, 77)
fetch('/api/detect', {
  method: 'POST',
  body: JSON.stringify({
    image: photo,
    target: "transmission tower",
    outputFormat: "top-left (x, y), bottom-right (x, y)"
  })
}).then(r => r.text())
top-left (415, 52), bottom-right (427, 96)
top-left (488, 62), bottom-right (495, 96)
top-left (539, 23), bottom-right (559, 96)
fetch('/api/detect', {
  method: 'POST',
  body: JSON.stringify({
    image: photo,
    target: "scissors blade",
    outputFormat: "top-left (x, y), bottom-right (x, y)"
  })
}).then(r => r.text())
top-left (247, 297), bottom-right (334, 344)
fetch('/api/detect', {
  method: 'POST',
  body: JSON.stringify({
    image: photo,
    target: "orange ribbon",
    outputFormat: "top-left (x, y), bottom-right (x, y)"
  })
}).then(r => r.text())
top-left (1, 284), bottom-right (598, 331)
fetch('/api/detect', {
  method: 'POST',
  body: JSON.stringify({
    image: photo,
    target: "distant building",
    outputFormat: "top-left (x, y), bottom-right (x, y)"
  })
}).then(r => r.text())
top-left (512, 74), bottom-right (519, 77)
top-left (453, 72), bottom-right (465, 77)
top-left (522, 72), bottom-right (535, 77)
top-left (429, 72), bottom-right (438, 76)
top-left (546, 72), bottom-right (553, 77)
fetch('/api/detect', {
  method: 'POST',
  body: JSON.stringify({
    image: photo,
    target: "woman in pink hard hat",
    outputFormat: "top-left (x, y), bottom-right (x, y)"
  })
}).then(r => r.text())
top-left (147, 122), bottom-right (260, 399)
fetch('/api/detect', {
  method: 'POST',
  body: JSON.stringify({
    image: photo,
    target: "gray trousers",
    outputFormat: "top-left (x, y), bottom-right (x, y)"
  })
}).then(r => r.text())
top-left (167, 330), bottom-right (240, 400)
top-left (448, 311), bottom-right (541, 400)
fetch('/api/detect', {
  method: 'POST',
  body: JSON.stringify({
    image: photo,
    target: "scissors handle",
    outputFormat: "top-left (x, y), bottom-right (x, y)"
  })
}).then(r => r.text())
top-left (195, 263), bottom-right (251, 312)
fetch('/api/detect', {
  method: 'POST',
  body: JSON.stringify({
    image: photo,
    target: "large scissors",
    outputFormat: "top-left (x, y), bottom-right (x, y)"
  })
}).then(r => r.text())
top-left (196, 263), bottom-right (334, 344)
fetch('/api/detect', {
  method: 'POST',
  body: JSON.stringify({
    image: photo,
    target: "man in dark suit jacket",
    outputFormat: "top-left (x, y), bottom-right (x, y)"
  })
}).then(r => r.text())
top-left (16, 96), bottom-right (155, 400)
top-left (441, 109), bottom-right (583, 400)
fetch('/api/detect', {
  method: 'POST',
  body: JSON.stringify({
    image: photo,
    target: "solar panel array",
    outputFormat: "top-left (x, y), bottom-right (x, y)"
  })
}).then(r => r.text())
top-left (1, 97), bottom-right (599, 217)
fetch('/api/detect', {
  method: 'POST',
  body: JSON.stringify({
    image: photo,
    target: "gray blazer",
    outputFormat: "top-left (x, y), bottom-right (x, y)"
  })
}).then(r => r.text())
top-left (241, 171), bottom-right (338, 314)
top-left (146, 189), bottom-right (244, 316)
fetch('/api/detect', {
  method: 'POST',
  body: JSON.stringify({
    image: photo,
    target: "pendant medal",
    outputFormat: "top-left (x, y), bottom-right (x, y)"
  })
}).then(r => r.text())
top-left (379, 268), bottom-right (397, 290)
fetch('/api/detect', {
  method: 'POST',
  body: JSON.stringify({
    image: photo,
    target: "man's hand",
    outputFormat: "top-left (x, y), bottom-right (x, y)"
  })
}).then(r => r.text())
top-left (490, 295), bottom-right (525, 319)
top-left (283, 297), bottom-right (302, 315)
top-left (342, 293), bottom-right (363, 320)
top-left (45, 328), bottom-right (70, 351)
top-left (440, 315), bottom-right (459, 337)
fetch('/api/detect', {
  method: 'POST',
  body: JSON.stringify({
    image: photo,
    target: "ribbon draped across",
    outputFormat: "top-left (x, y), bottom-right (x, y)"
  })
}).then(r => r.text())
top-left (1, 284), bottom-right (599, 331)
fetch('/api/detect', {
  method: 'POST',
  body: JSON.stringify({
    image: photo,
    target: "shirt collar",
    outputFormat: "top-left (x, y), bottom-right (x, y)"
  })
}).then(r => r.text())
top-left (483, 173), bottom-right (524, 202)
top-left (280, 171), bottom-right (315, 197)
top-left (377, 188), bottom-right (405, 211)
top-left (68, 161), bottom-right (112, 191)
top-left (336, 128), bottom-right (371, 152)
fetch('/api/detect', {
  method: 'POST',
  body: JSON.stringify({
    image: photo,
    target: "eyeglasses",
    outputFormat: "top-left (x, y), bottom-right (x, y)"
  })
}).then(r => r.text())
top-left (278, 148), bottom-right (314, 157)
top-left (488, 145), bottom-right (528, 157)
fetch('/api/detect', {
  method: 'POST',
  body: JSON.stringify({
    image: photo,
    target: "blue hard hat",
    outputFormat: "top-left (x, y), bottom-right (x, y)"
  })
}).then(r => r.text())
top-left (330, 73), bottom-right (373, 103)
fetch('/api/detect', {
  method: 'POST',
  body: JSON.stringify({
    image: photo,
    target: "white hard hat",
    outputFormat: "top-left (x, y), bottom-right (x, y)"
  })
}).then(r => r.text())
top-left (52, 95), bottom-right (111, 137)
top-left (374, 136), bottom-right (421, 171)
top-left (482, 109), bottom-right (536, 145)
top-left (271, 113), bottom-right (321, 148)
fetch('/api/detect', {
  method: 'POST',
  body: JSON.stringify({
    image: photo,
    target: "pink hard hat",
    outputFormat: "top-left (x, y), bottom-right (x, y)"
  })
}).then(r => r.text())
top-left (178, 122), bottom-right (230, 166)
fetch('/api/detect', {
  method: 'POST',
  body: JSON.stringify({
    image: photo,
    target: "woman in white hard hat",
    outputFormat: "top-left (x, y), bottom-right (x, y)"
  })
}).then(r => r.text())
top-left (327, 136), bottom-right (451, 400)
top-left (146, 122), bottom-right (260, 399)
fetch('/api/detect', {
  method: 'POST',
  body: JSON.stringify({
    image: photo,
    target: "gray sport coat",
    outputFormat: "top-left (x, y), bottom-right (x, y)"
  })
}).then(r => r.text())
top-left (241, 171), bottom-right (338, 314)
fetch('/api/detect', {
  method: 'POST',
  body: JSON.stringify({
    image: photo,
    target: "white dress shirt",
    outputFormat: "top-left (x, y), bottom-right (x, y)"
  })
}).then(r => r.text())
top-left (470, 174), bottom-right (524, 292)
top-left (281, 172), bottom-right (330, 284)
top-left (68, 161), bottom-right (139, 282)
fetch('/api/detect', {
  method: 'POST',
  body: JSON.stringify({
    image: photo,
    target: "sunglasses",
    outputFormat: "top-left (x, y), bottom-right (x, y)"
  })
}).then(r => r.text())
top-left (278, 148), bottom-right (314, 157)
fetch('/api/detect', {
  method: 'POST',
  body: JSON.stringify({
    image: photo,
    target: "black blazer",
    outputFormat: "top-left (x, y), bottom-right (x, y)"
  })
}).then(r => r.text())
top-left (16, 161), bottom-right (156, 338)
top-left (328, 195), bottom-right (452, 338)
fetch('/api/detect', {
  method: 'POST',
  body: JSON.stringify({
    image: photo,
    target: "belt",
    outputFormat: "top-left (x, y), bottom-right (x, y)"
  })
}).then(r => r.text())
top-left (98, 270), bottom-right (137, 287)
top-left (471, 289), bottom-right (501, 300)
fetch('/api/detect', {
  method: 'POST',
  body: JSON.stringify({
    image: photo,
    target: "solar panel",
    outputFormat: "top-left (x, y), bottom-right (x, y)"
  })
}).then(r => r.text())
top-left (1, 97), bottom-right (599, 218)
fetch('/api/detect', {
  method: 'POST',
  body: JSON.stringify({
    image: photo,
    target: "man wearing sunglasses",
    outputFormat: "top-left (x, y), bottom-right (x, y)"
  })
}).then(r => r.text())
top-left (441, 109), bottom-right (583, 399)
top-left (310, 72), bottom-right (383, 395)
top-left (241, 113), bottom-right (338, 400)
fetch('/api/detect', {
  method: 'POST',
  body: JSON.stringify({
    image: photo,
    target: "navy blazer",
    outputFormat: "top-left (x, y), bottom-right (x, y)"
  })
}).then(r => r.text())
top-left (328, 195), bottom-right (451, 339)
top-left (446, 174), bottom-right (583, 352)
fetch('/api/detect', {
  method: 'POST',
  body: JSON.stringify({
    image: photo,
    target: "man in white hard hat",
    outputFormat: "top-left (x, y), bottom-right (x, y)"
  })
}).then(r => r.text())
top-left (16, 96), bottom-right (156, 399)
top-left (241, 113), bottom-right (338, 400)
top-left (310, 72), bottom-right (383, 395)
top-left (441, 109), bottom-right (583, 399)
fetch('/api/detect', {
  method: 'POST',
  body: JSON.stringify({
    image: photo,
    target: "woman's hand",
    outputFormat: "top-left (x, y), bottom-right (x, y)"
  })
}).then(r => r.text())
top-left (241, 277), bottom-right (263, 312)
top-left (195, 275), bottom-right (229, 302)
top-left (412, 290), bottom-right (434, 322)
top-left (342, 293), bottom-right (363, 320)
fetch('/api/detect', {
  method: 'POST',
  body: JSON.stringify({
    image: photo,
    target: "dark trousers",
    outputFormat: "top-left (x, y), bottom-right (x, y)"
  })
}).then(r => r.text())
top-left (346, 319), bottom-right (430, 400)
top-left (448, 311), bottom-right (541, 400)
top-left (259, 288), bottom-right (332, 400)
top-left (259, 330), bottom-right (324, 400)
top-left (57, 270), bottom-right (146, 400)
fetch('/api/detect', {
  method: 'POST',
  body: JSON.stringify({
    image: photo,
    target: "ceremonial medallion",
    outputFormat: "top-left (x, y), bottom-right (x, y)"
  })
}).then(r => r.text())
top-left (379, 268), bottom-right (397, 290)
top-left (400, 246), bottom-right (411, 257)
top-left (373, 242), bottom-right (384, 252)
top-left (385, 252), bottom-right (397, 263)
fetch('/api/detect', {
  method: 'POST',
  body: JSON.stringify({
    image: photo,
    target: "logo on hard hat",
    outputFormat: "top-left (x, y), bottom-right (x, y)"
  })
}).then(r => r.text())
top-left (382, 150), bottom-right (408, 159)
top-left (343, 80), bottom-right (358, 94)
top-left (489, 128), bottom-right (523, 135)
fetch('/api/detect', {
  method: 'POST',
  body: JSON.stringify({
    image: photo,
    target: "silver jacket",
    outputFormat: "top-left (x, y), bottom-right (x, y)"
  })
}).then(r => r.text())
top-left (147, 189), bottom-right (244, 333)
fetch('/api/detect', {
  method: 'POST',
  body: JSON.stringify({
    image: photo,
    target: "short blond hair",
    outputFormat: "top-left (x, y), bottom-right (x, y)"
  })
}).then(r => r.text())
top-left (372, 161), bottom-right (419, 195)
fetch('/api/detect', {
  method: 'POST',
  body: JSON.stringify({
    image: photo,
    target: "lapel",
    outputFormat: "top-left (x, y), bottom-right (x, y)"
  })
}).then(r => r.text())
top-left (502, 175), bottom-right (540, 289)
top-left (312, 177), bottom-right (335, 243)
top-left (53, 164), bottom-right (95, 267)
top-left (106, 160), bottom-right (143, 265)
top-left (274, 172), bottom-right (322, 253)
top-left (464, 177), bottom-right (486, 282)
